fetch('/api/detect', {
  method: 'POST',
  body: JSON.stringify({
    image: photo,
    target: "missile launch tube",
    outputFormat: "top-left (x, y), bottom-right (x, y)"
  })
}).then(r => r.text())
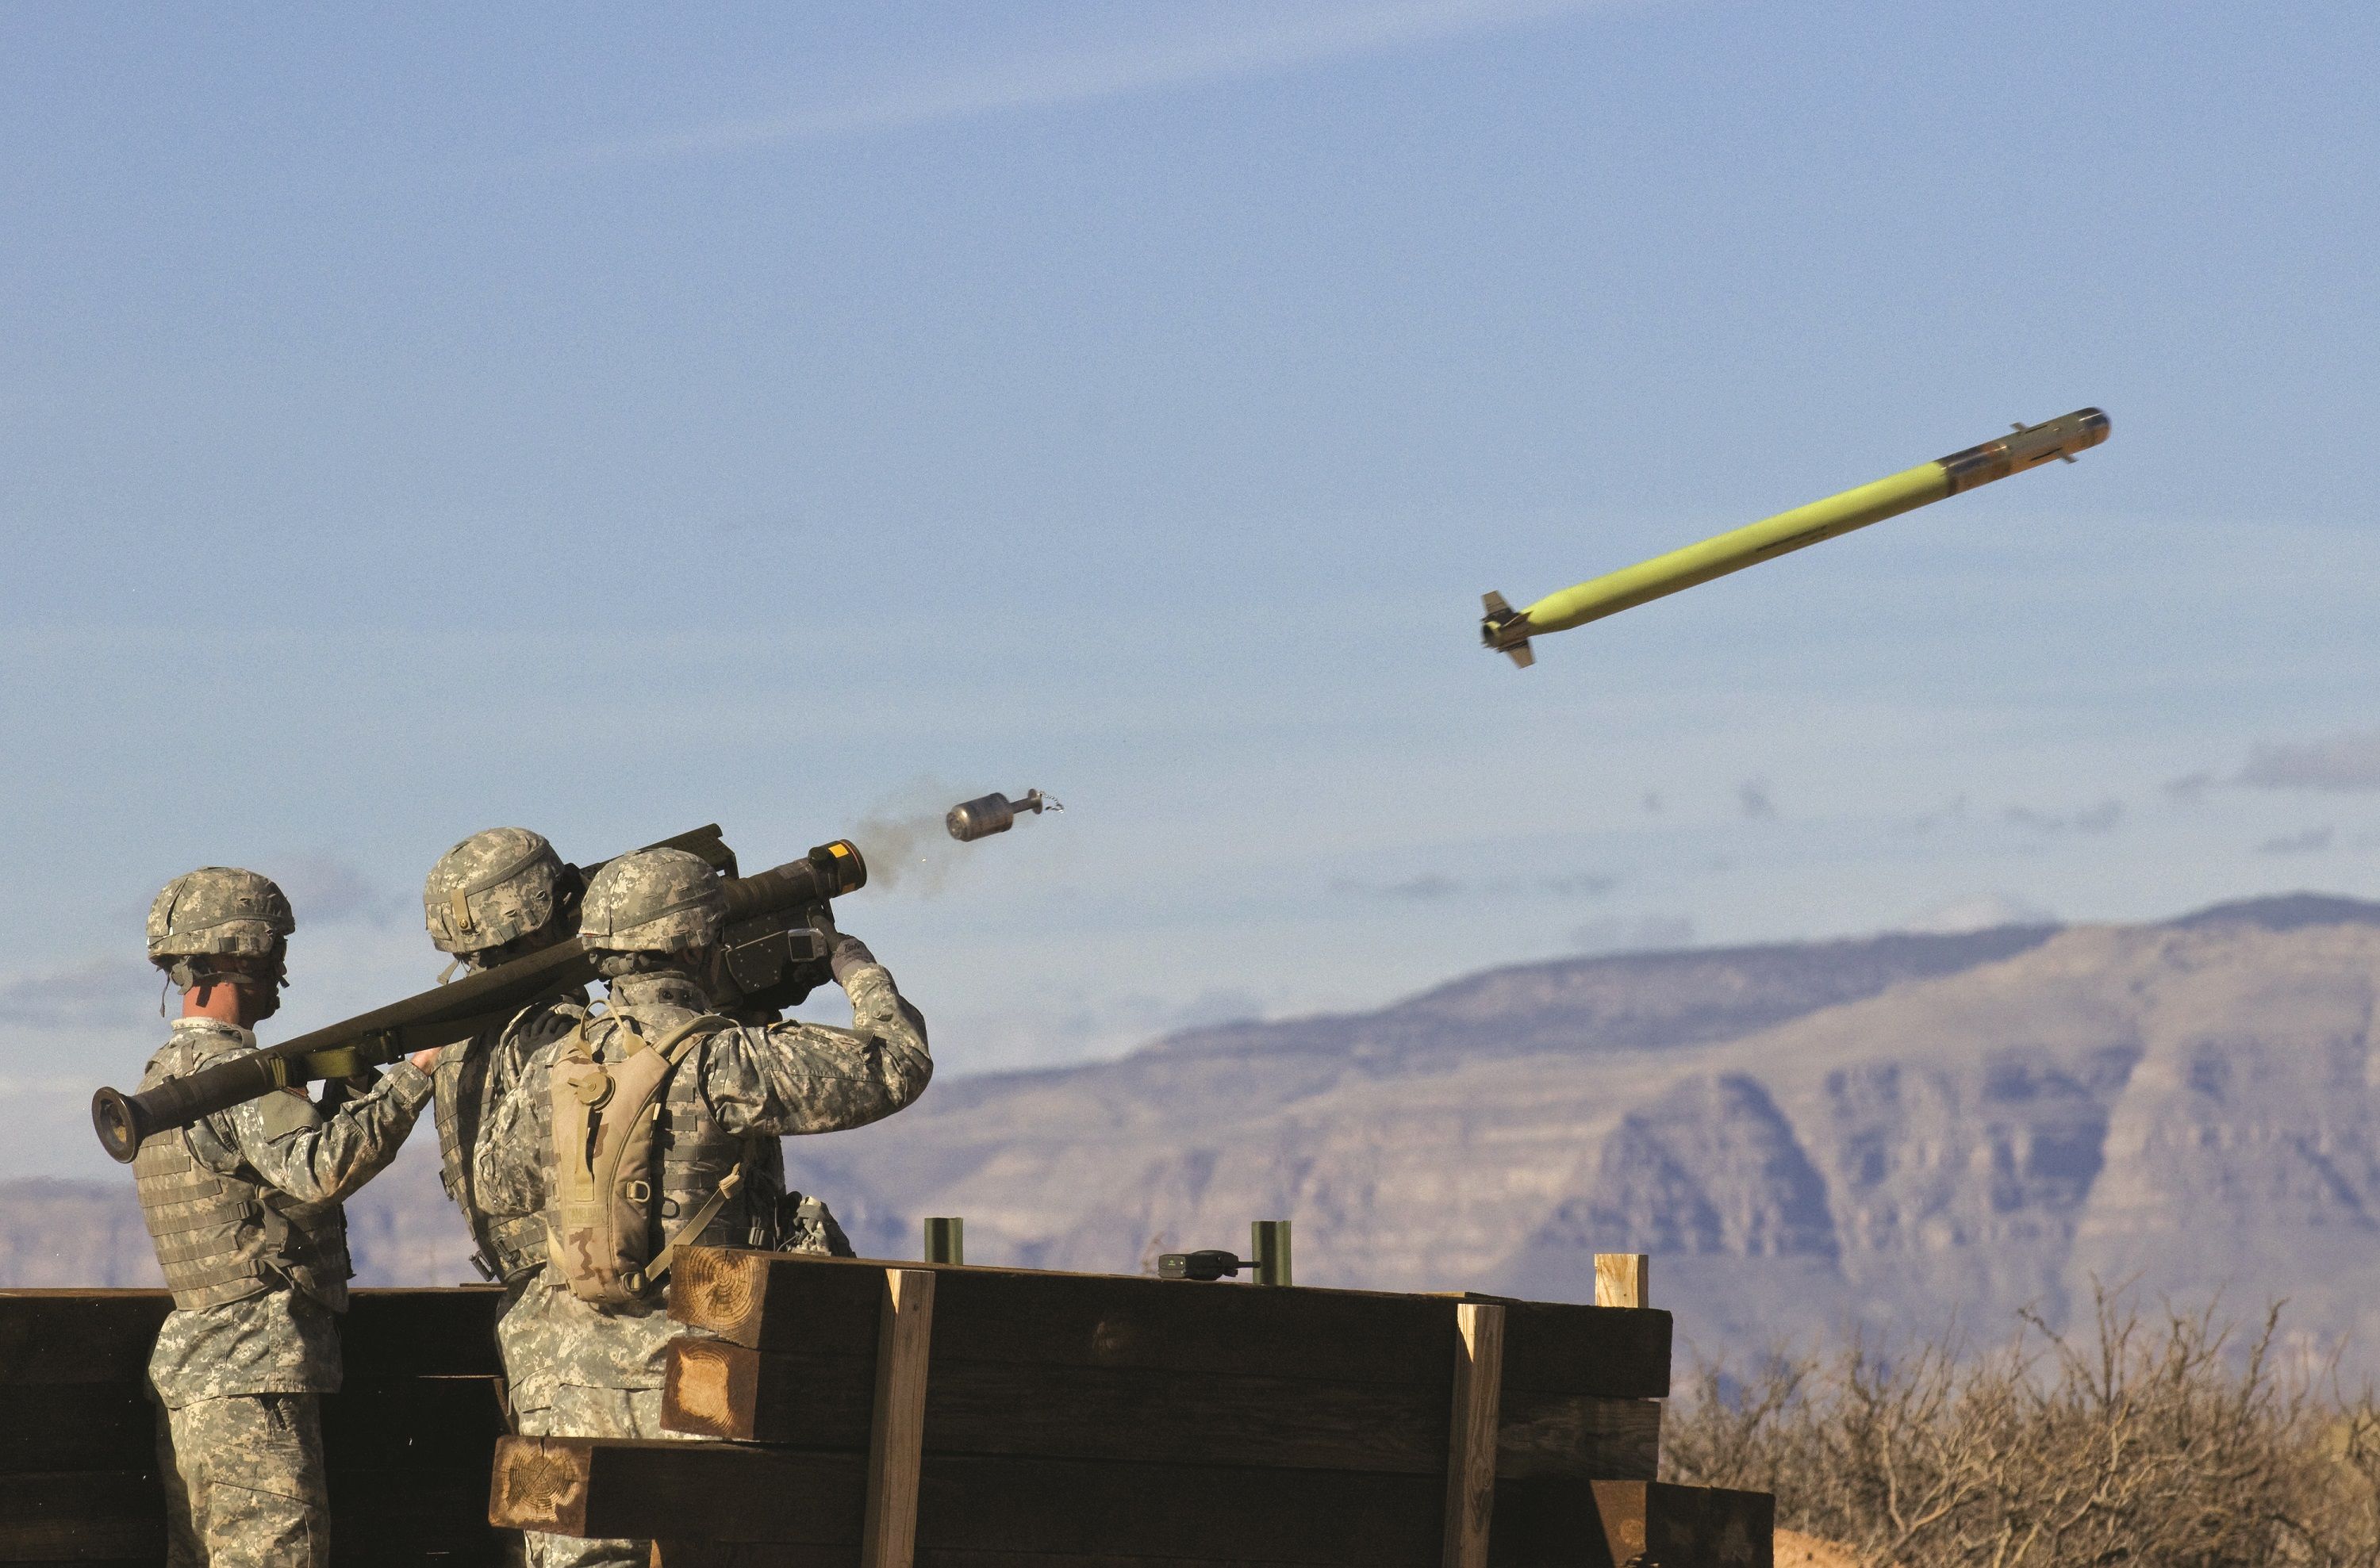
top-left (90, 838), bottom-right (868, 1164)
top-left (1482, 408), bottom-right (2108, 665)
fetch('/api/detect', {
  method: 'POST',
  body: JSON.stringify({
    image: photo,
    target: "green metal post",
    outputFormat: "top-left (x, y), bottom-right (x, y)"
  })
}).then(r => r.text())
top-left (923, 1216), bottom-right (965, 1265)
top-left (1250, 1220), bottom-right (1292, 1286)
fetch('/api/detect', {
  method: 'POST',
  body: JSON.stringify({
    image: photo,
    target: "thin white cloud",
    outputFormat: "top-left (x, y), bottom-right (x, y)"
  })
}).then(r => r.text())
top-left (563, 0), bottom-right (1614, 166)
top-left (2237, 730), bottom-right (2380, 792)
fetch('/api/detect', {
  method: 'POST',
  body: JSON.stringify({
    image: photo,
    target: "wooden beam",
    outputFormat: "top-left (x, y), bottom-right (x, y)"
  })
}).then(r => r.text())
top-left (0, 1383), bottom-right (154, 1474)
top-left (660, 1338), bottom-right (1658, 1481)
top-left (0, 1469), bottom-right (163, 1560)
top-left (342, 1287), bottom-right (508, 1379)
top-left (0, 1463), bottom-right (508, 1563)
top-left (653, 1547), bottom-right (1418, 1568)
top-left (862, 1268), bottom-right (935, 1568)
top-left (0, 1290), bottom-right (171, 1386)
top-left (1592, 1255), bottom-right (1649, 1311)
top-left (1440, 1302), bottom-right (1504, 1568)
top-left (494, 1438), bottom-right (1466, 1562)
top-left (0, 1286), bottom-right (505, 1388)
top-left (668, 1249), bottom-right (1669, 1400)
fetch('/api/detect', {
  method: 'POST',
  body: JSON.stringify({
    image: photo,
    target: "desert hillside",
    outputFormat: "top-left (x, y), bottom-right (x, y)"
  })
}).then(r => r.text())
top-left (12, 894), bottom-right (2378, 1376)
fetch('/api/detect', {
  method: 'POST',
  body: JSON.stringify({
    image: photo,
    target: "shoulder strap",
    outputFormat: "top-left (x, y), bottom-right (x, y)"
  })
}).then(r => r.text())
top-left (634, 1014), bottom-right (739, 1290)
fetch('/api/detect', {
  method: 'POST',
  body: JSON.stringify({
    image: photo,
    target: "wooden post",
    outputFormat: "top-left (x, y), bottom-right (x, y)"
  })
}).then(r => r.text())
top-left (860, 1267), bottom-right (935, 1568)
top-left (1440, 1301), bottom-right (1505, 1568)
top-left (922, 1217), bottom-right (965, 1266)
top-left (1595, 1253), bottom-right (1649, 1309)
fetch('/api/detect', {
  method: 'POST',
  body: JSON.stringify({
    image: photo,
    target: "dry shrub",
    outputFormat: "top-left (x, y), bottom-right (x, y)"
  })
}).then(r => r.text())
top-left (1662, 1286), bottom-right (2380, 1567)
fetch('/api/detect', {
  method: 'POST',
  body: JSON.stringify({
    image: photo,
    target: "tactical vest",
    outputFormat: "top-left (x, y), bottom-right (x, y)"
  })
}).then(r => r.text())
top-left (132, 1030), bottom-right (353, 1313)
top-left (435, 995), bottom-right (583, 1283)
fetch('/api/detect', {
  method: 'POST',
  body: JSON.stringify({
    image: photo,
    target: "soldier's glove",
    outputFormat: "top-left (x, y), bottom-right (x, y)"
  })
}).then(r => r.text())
top-left (830, 934), bottom-right (877, 987)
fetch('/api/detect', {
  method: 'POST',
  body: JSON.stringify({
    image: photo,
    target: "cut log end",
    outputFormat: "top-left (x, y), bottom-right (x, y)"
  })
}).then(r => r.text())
top-left (671, 1247), bottom-right (766, 1337)
top-left (490, 1436), bottom-right (593, 1533)
top-left (664, 1340), bottom-right (747, 1439)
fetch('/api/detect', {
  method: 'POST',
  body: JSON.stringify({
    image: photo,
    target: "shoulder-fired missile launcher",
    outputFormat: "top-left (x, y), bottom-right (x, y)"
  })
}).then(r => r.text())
top-left (90, 828), bottom-right (867, 1163)
top-left (1482, 408), bottom-right (2110, 666)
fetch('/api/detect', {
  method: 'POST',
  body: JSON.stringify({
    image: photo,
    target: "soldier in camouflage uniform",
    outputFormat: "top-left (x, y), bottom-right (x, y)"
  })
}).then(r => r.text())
top-left (476, 848), bottom-right (930, 1568)
top-left (133, 868), bottom-right (440, 1568)
top-left (419, 828), bottom-right (591, 1566)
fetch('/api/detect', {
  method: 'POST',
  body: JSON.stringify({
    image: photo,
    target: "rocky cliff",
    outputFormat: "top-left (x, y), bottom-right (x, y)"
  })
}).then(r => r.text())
top-left (13, 895), bottom-right (2378, 1377)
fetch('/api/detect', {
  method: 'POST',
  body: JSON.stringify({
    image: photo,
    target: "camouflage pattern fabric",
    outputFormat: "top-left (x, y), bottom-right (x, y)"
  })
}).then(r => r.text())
top-left (423, 826), bottom-right (567, 956)
top-left (576, 848), bottom-right (724, 953)
top-left (148, 868), bottom-right (294, 961)
top-left (512, 1382), bottom-right (700, 1568)
top-left (144, 1021), bottom-right (434, 1406)
top-left (777, 1190), bottom-right (854, 1256)
top-left (477, 962), bottom-right (927, 1391)
top-left (435, 994), bottom-right (586, 1282)
top-left (152, 1390), bottom-right (329, 1568)
top-left (478, 957), bottom-right (927, 1568)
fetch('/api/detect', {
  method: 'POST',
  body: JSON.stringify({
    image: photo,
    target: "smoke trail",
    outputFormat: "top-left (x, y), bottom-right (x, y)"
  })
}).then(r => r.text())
top-left (850, 780), bottom-right (969, 894)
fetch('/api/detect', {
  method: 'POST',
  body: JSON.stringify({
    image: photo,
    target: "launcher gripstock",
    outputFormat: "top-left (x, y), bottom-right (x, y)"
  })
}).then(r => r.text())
top-left (90, 836), bottom-right (867, 1164)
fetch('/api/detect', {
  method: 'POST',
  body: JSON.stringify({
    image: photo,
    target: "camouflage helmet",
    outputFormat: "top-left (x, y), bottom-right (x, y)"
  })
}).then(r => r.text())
top-left (578, 847), bottom-right (725, 954)
top-left (424, 827), bottom-right (568, 956)
top-left (148, 868), bottom-right (294, 987)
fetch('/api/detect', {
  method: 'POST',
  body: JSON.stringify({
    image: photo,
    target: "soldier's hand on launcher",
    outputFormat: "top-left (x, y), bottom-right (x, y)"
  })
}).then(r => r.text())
top-left (809, 909), bottom-right (874, 988)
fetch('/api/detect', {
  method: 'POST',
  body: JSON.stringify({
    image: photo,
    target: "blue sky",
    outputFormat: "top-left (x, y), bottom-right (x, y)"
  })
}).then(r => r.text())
top-left (5, 1), bottom-right (2378, 1177)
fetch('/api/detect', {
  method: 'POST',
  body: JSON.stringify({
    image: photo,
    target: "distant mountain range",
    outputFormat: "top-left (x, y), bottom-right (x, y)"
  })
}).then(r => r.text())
top-left (13, 893), bottom-right (2380, 1379)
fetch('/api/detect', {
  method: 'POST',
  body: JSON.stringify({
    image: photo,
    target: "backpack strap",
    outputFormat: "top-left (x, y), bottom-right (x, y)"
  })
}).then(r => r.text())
top-left (627, 1015), bottom-right (739, 1294)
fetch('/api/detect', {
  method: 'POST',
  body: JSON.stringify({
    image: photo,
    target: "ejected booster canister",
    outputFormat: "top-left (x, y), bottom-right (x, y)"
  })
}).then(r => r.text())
top-left (946, 789), bottom-right (1061, 842)
top-left (1480, 408), bottom-right (2110, 666)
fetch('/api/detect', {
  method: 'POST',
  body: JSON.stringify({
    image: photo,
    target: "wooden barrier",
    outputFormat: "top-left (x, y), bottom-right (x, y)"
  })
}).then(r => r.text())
top-left (487, 1247), bottom-right (1771, 1568)
top-left (0, 1286), bottom-right (506, 1567)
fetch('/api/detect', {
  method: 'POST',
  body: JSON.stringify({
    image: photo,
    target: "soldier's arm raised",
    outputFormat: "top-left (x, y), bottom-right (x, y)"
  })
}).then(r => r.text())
top-left (227, 1061), bottom-right (434, 1205)
top-left (701, 957), bottom-right (931, 1137)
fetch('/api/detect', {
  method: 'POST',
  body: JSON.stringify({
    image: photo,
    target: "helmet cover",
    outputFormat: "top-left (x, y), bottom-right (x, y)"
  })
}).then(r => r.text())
top-left (148, 868), bottom-right (294, 961)
top-left (579, 848), bottom-right (725, 954)
top-left (424, 827), bottom-right (566, 955)
top-left (148, 868), bottom-right (294, 991)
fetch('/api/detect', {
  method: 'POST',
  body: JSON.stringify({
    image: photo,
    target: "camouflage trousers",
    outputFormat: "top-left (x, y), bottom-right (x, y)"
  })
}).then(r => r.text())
top-left (154, 1392), bottom-right (330, 1568)
top-left (515, 1383), bottom-right (701, 1568)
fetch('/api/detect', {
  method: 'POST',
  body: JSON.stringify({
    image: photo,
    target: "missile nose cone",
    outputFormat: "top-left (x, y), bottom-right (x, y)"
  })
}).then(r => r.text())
top-left (2074, 407), bottom-right (2111, 450)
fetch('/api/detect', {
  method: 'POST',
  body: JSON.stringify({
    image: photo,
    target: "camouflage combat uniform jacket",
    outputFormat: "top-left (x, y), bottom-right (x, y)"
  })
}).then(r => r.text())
top-left (137, 1018), bottom-right (435, 1405)
top-left (475, 963), bottom-right (931, 1401)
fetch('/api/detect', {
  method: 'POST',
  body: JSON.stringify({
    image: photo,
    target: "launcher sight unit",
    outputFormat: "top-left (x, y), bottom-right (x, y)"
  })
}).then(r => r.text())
top-left (91, 826), bottom-right (867, 1164)
top-left (1482, 408), bottom-right (2110, 666)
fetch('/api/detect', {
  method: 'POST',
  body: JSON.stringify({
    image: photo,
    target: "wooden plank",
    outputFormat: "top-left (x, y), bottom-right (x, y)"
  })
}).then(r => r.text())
top-left (0, 1292), bottom-right (171, 1386)
top-left (328, 1466), bottom-right (508, 1563)
top-left (322, 1377), bottom-right (509, 1470)
top-left (661, 1340), bottom-right (1658, 1480)
top-left (669, 1251), bottom-right (1669, 1400)
top-left (654, 1550), bottom-right (1408, 1568)
top-left (1591, 1256), bottom-right (1649, 1311)
top-left (342, 1287), bottom-right (506, 1379)
top-left (1489, 1479), bottom-right (1774, 1568)
top-left (655, 1550), bottom-right (1426, 1568)
top-left (0, 1470), bottom-right (163, 1561)
top-left (0, 1287), bottom-right (503, 1386)
top-left (0, 1462), bottom-right (502, 1564)
top-left (862, 1270), bottom-right (935, 1568)
top-left (1441, 1303), bottom-right (1503, 1568)
top-left (493, 1439), bottom-right (1445, 1564)
top-left (0, 1384), bottom-right (154, 1474)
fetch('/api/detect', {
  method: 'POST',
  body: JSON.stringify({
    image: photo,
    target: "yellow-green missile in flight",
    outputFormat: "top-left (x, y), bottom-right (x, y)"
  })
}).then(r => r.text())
top-left (1480, 408), bottom-right (2110, 667)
